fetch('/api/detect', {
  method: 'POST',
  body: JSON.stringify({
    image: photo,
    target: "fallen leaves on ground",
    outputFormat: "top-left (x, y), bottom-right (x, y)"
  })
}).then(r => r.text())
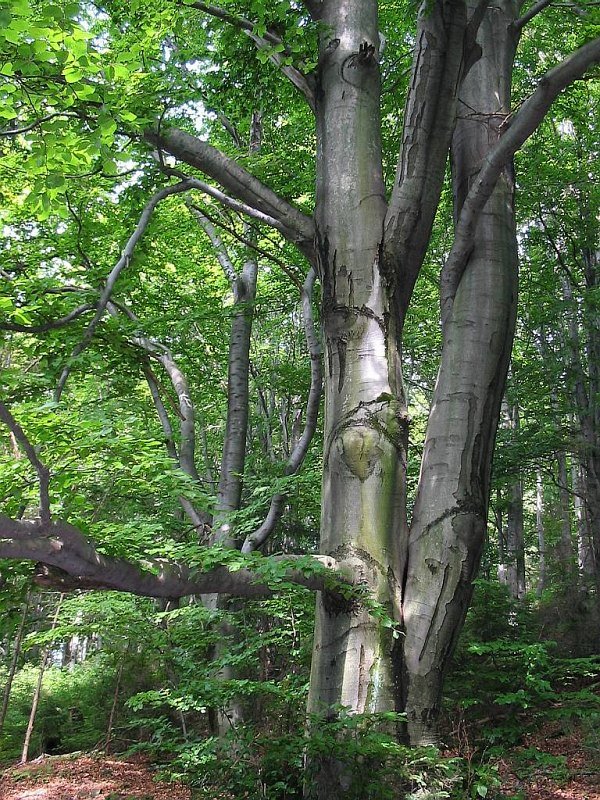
top-left (499, 720), bottom-right (600, 800)
top-left (0, 753), bottom-right (192, 800)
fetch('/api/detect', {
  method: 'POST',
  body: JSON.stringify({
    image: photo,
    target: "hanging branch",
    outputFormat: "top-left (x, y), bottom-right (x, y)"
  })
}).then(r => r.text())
top-left (187, 201), bottom-right (237, 285)
top-left (55, 180), bottom-right (194, 401)
top-left (440, 35), bottom-right (600, 327)
top-left (188, 202), bottom-right (305, 290)
top-left (242, 268), bottom-right (322, 553)
top-left (0, 402), bottom-right (50, 524)
top-left (105, 302), bottom-right (210, 532)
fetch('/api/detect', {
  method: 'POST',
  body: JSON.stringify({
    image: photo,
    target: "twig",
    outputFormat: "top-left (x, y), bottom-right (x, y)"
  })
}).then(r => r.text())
top-left (55, 181), bottom-right (194, 401)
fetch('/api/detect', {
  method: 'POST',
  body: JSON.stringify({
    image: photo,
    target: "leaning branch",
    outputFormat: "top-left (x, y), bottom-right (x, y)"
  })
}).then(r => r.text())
top-left (0, 514), bottom-right (343, 598)
top-left (441, 36), bottom-right (600, 327)
top-left (55, 181), bottom-right (193, 401)
top-left (145, 128), bottom-right (316, 260)
top-left (0, 404), bottom-right (50, 524)
top-left (241, 268), bottom-right (322, 553)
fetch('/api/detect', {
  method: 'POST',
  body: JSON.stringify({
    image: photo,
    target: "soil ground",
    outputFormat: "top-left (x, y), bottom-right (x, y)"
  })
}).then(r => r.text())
top-left (0, 720), bottom-right (598, 800)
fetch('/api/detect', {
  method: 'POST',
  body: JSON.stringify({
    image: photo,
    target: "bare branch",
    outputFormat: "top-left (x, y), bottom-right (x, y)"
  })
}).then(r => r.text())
top-left (0, 304), bottom-right (92, 333)
top-left (441, 36), bottom-right (600, 327)
top-left (55, 181), bottom-right (193, 401)
top-left (0, 514), bottom-right (344, 598)
top-left (145, 128), bottom-right (316, 260)
top-left (242, 268), bottom-right (322, 553)
top-left (0, 403), bottom-right (50, 524)
top-left (188, 202), bottom-right (304, 290)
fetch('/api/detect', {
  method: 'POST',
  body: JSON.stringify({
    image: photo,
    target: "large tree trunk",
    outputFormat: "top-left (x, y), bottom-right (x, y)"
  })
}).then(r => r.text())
top-left (400, 2), bottom-right (519, 745)
top-left (305, 3), bottom-right (407, 795)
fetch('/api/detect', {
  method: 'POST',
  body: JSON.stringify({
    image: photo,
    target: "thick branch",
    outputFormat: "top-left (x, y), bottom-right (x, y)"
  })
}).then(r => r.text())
top-left (242, 268), bottom-right (322, 553)
top-left (514, 0), bottom-right (554, 30)
top-left (55, 181), bottom-right (194, 400)
top-left (0, 515), bottom-right (343, 598)
top-left (441, 36), bottom-right (600, 326)
top-left (145, 128), bottom-right (316, 259)
top-left (384, 0), bottom-right (469, 324)
top-left (0, 403), bottom-right (50, 524)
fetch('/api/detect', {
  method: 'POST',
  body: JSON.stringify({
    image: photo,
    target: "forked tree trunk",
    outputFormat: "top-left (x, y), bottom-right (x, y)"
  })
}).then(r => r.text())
top-left (401, 2), bottom-right (519, 745)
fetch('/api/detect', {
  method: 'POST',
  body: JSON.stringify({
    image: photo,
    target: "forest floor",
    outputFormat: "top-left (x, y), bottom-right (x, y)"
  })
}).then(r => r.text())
top-left (0, 718), bottom-right (598, 800)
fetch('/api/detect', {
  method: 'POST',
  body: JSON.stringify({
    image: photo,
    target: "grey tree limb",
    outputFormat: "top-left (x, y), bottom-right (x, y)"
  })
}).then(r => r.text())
top-left (55, 181), bottom-right (194, 401)
top-left (145, 129), bottom-right (316, 260)
top-left (0, 402), bottom-right (50, 525)
top-left (0, 514), bottom-right (344, 598)
top-left (241, 268), bottom-right (322, 553)
top-left (384, 0), bottom-right (469, 324)
top-left (441, 35), bottom-right (600, 327)
top-left (0, 304), bottom-right (92, 333)
top-left (514, 0), bottom-right (554, 29)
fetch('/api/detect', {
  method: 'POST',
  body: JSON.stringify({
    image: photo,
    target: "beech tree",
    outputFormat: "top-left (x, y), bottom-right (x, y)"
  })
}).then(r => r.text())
top-left (0, 0), bottom-right (599, 794)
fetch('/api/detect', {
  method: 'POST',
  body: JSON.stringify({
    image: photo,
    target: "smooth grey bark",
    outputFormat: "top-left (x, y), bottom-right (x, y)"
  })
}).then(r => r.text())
top-left (401, 1), bottom-right (519, 745)
top-left (573, 460), bottom-right (594, 577)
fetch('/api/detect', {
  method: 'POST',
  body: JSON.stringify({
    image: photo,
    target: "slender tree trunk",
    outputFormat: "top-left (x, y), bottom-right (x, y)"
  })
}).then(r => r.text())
top-left (0, 591), bottom-right (30, 735)
top-left (573, 460), bottom-right (594, 577)
top-left (401, 2), bottom-right (519, 745)
top-left (506, 477), bottom-right (526, 599)
top-left (537, 471), bottom-right (547, 596)
top-left (105, 654), bottom-right (125, 753)
top-left (21, 595), bottom-right (63, 763)
top-left (556, 450), bottom-right (575, 577)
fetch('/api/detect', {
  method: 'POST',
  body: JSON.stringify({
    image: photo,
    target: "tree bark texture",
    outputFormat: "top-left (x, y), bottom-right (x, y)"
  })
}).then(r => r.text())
top-left (400, 1), bottom-right (519, 745)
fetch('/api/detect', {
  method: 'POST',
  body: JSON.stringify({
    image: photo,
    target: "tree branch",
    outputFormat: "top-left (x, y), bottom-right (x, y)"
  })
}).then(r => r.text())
top-left (514, 0), bottom-right (554, 30)
top-left (0, 404), bottom-right (50, 524)
top-left (384, 0), bottom-right (469, 325)
top-left (242, 268), bottom-right (322, 553)
top-left (441, 36), bottom-right (600, 327)
top-left (0, 304), bottom-right (92, 333)
top-left (145, 128), bottom-right (316, 260)
top-left (0, 514), bottom-right (344, 598)
top-left (187, 202), bottom-right (237, 285)
top-left (183, 1), bottom-right (315, 109)
top-left (55, 181), bottom-right (194, 401)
